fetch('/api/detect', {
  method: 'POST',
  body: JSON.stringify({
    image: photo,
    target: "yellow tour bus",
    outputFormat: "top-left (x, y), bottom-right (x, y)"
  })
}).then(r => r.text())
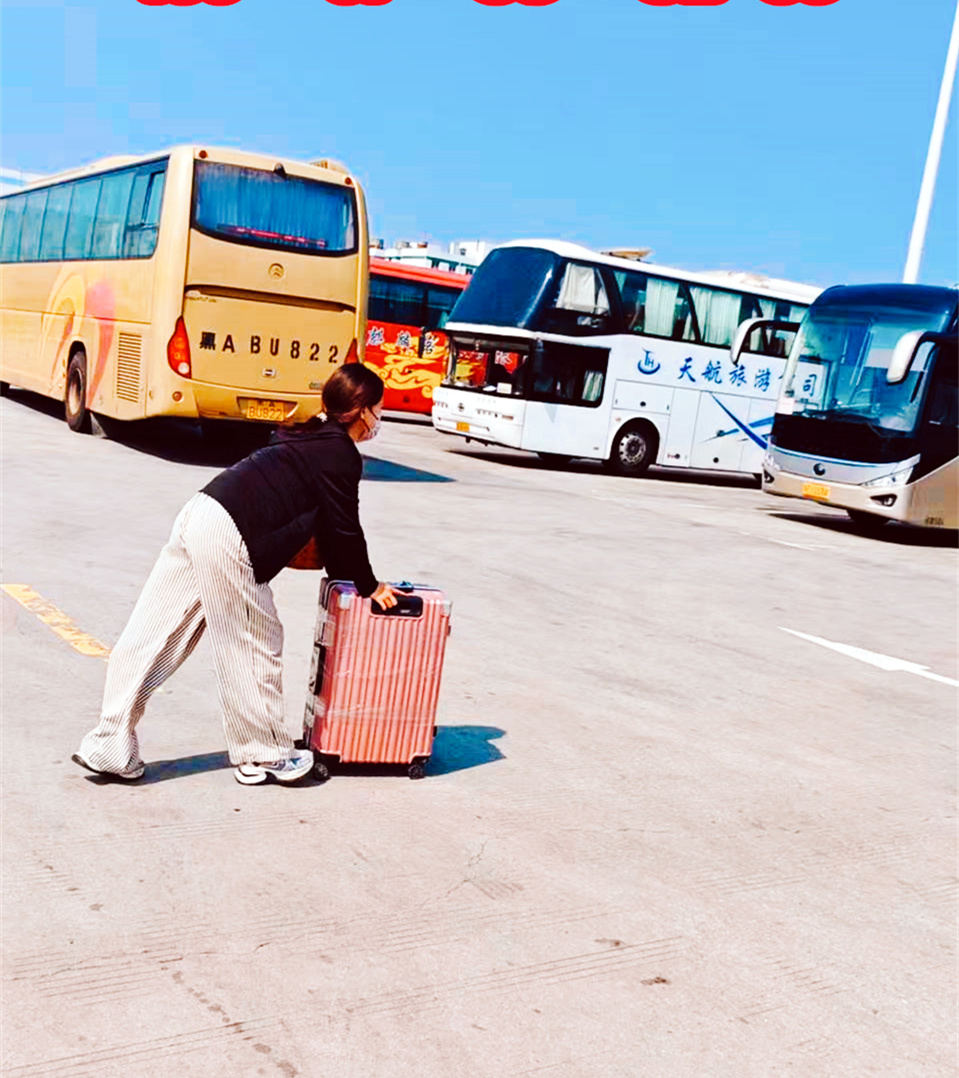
top-left (0, 145), bottom-right (368, 434)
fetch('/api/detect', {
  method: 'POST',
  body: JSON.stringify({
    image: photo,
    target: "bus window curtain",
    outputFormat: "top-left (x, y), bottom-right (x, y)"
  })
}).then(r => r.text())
top-left (194, 164), bottom-right (355, 252)
top-left (690, 286), bottom-right (742, 346)
top-left (645, 278), bottom-right (681, 337)
top-left (556, 263), bottom-right (609, 315)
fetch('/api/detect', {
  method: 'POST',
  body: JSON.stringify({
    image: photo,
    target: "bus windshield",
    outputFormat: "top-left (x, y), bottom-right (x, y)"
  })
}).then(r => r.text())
top-left (450, 246), bottom-right (623, 338)
top-left (192, 161), bottom-right (357, 255)
top-left (774, 288), bottom-right (957, 462)
top-left (783, 293), bottom-right (955, 432)
top-left (449, 247), bottom-right (561, 328)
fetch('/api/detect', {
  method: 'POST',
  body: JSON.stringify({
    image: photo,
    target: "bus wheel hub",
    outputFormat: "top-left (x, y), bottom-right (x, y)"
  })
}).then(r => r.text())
top-left (621, 434), bottom-right (644, 462)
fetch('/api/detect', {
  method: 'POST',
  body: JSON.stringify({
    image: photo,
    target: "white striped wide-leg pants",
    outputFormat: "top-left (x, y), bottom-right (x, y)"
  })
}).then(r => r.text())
top-left (77, 492), bottom-right (293, 770)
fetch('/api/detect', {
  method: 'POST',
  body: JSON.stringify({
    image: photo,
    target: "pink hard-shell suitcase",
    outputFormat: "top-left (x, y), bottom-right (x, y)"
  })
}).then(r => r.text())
top-left (303, 578), bottom-right (451, 781)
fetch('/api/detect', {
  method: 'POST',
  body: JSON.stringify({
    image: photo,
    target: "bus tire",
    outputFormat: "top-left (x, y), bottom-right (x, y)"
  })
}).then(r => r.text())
top-left (537, 452), bottom-right (572, 468)
top-left (65, 351), bottom-right (92, 434)
top-left (846, 508), bottom-right (891, 531)
top-left (605, 421), bottom-right (658, 477)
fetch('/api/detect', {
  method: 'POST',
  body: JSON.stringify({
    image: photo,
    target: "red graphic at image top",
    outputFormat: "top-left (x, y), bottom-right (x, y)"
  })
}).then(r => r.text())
top-left (636, 0), bottom-right (838, 4)
top-left (136, 0), bottom-right (844, 6)
top-left (137, 0), bottom-right (241, 6)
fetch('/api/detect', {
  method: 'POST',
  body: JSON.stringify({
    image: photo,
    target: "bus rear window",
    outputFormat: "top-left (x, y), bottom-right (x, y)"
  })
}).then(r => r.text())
top-left (192, 161), bottom-right (356, 255)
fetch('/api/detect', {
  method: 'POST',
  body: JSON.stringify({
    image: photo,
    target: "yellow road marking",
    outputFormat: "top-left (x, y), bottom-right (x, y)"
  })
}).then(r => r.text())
top-left (1, 584), bottom-right (111, 657)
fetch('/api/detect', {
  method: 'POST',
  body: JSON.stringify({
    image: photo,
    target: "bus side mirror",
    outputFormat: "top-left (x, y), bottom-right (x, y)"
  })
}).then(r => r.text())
top-left (887, 329), bottom-right (933, 384)
top-left (730, 318), bottom-right (799, 365)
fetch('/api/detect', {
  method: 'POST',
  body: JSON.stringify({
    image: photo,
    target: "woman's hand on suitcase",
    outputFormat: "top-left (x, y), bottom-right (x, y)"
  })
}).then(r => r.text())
top-left (372, 582), bottom-right (398, 609)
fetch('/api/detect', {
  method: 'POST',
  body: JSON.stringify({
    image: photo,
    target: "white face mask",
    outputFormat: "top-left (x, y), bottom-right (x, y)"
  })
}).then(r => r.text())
top-left (362, 411), bottom-right (382, 441)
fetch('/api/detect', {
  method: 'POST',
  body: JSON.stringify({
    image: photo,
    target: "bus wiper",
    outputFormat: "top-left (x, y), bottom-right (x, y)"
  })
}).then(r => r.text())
top-left (864, 422), bottom-right (903, 440)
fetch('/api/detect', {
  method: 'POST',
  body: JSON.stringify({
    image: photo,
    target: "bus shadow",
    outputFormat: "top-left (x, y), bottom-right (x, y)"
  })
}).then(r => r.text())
top-left (382, 411), bottom-right (433, 427)
top-left (768, 511), bottom-right (959, 548)
top-left (3, 390), bottom-right (455, 478)
top-left (362, 456), bottom-right (454, 483)
top-left (448, 447), bottom-right (758, 489)
top-left (102, 426), bottom-right (456, 481)
top-left (94, 417), bottom-right (263, 467)
top-left (2, 388), bottom-right (265, 465)
top-left (2, 386), bottom-right (69, 425)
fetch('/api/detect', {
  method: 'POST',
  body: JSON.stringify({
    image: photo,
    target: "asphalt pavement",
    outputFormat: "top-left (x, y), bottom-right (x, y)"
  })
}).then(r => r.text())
top-left (2, 388), bottom-right (957, 1078)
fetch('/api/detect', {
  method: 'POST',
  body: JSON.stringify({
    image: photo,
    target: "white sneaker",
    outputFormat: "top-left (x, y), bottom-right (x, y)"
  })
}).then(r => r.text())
top-left (234, 749), bottom-right (314, 786)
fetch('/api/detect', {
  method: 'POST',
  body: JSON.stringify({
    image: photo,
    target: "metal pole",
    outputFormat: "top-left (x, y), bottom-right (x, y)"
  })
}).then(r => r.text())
top-left (903, 0), bottom-right (959, 284)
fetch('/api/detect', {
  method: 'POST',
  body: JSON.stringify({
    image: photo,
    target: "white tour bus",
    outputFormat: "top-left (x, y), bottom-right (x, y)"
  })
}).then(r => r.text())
top-left (431, 240), bottom-right (821, 476)
top-left (739, 283), bottom-right (958, 529)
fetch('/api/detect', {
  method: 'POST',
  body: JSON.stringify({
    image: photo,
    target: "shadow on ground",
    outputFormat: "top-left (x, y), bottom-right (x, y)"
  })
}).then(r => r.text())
top-left (447, 446), bottom-right (759, 489)
top-left (94, 422), bottom-right (454, 480)
top-left (2, 387), bottom-right (67, 425)
top-left (318, 725), bottom-right (506, 781)
top-left (361, 456), bottom-right (454, 483)
top-left (78, 726), bottom-right (505, 785)
top-left (75, 751), bottom-right (233, 786)
top-left (427, 724), bottom-right (506, 775)
top-left (768, 510), bottom-right (959, 548)
top-left (3, 388), bottom-right (454, 479)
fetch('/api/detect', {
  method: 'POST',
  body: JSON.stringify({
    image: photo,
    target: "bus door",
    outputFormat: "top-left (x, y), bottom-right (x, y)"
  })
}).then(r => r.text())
top-left (912, 341), bottom-right (958, 526)
top-left (689, 392), bottom-right (759, 472)
top-left (660, 388), bottom-right (702, 468)
top-left (520, 340), bottom-right (610, 455)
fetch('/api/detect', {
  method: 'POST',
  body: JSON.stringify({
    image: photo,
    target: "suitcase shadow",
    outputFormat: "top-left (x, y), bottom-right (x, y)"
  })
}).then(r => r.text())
top-left (428, 724), bottom-right (506, 775)
top-left (313, 725), bottom-right (506, 782)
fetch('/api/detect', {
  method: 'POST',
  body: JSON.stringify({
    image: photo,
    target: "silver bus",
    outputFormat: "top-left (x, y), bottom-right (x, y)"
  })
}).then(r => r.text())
top-left (736, 284), bottom-right (958, 529)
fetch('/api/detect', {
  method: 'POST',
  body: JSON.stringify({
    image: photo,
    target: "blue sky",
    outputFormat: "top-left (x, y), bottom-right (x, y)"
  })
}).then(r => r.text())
top-left (1, 0), bottom-right (956, 288)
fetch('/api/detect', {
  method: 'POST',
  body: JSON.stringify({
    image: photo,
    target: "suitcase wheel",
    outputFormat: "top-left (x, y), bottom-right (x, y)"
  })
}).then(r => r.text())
top-left (407, 758), bottom-right (428, 781)
top-left (313, 760), bottom-right (330, 783)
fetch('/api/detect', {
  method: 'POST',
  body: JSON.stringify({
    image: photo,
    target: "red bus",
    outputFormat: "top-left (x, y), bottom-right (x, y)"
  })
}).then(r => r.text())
top-left (365, 258), bottom-right (469, 414)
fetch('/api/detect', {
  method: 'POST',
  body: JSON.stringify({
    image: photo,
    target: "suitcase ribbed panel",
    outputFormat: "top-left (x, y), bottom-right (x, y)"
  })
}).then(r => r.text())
top-left (311, 582), bottom-right (449, 764)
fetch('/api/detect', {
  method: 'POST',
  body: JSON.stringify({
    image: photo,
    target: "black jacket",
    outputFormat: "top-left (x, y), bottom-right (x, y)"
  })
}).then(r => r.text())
top-left (202, 418), bottom-right (378, 593)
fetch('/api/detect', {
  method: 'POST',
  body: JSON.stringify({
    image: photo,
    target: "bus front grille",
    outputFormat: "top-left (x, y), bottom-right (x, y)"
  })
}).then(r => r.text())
top-left (116, 333), bottom-right (142, 403)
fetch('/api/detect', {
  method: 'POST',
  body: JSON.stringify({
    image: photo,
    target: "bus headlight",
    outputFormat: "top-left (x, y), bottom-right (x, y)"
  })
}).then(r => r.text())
top-left (862, 466), bottom-right (914, 489)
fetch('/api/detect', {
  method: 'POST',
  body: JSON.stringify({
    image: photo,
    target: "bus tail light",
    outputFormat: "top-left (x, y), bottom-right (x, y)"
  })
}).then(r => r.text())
top-left (345, 338), bottom-right (359, 364)
top-left (167, 317), bottom-right (192, 378)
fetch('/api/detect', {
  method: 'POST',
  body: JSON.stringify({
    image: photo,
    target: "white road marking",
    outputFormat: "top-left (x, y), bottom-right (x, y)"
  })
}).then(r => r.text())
top-left (780, 628), bottom-right (959, 688)
top-left (768, 539), bottom-right (837, 551)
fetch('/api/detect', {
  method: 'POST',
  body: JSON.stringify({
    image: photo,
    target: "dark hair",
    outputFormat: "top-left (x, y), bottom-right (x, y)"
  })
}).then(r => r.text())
top-left (321, 363), bottom-right (384, 425)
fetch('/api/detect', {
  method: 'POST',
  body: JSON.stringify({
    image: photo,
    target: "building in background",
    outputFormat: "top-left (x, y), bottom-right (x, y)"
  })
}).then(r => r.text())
top-left (370, 239), bottom-right (492, 275)
top-left (0, 168), bottom-right (46, 196)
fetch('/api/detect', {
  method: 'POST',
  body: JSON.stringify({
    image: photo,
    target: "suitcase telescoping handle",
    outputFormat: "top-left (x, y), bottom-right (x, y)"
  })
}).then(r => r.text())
top-left (371, 582), bottom-right (423, 618)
